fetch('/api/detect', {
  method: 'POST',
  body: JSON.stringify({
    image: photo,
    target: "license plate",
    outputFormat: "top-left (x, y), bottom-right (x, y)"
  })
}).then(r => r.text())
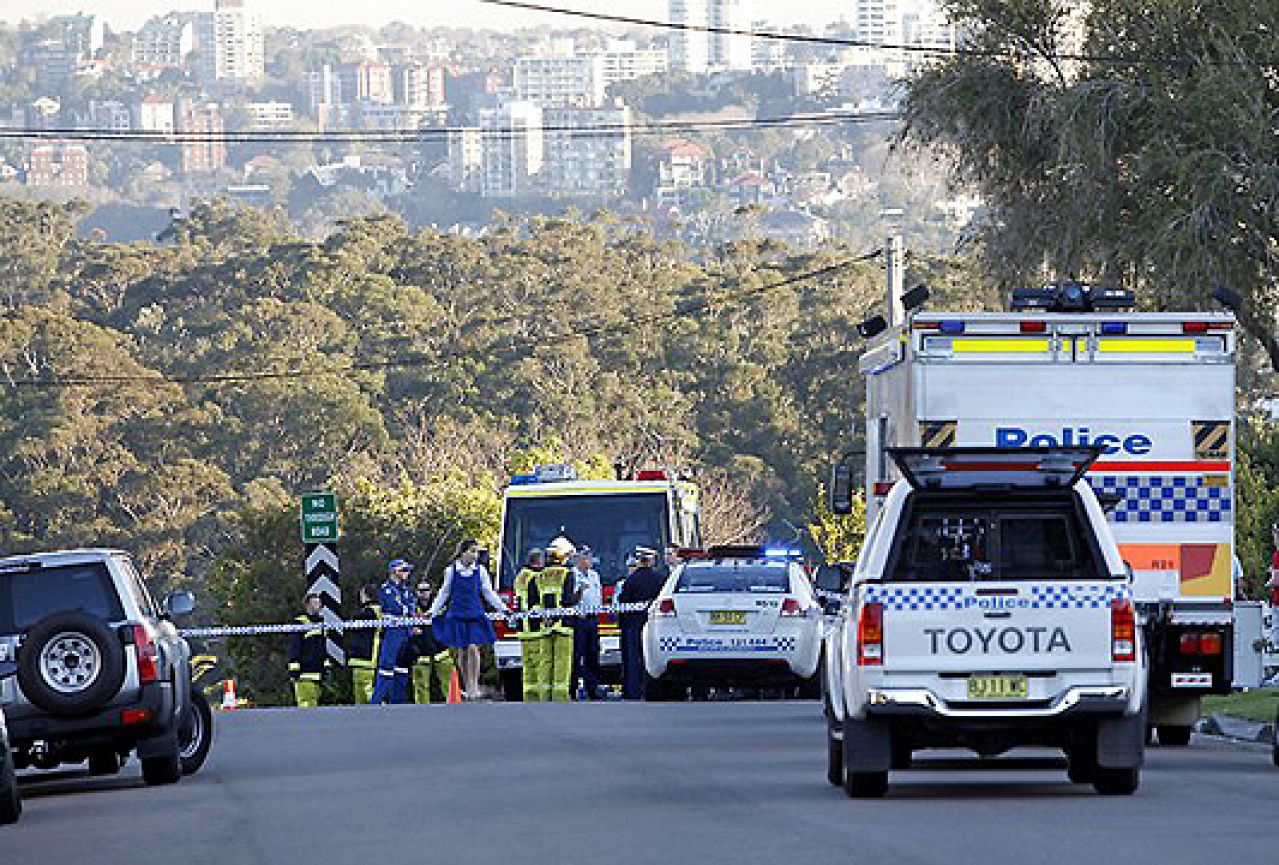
top-left (967, 675), bottom-right (1028, 700)
top-left (709, 610), bottom-right (747, 626)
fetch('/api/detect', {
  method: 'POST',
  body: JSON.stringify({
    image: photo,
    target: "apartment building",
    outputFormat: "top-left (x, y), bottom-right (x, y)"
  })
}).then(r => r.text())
top-left (542, 104), bottom-right (632, 198)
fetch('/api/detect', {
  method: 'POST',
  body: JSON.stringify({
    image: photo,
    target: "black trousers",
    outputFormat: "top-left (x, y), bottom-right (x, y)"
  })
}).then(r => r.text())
top-left (573, 618), bottom-right (601, 698)
top-left (620, 619), bottom-right (645, 700)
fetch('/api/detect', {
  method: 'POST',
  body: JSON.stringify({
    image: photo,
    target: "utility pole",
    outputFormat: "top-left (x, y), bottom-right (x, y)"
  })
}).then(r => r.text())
top-left (884, 234), bottom-right (906, 328)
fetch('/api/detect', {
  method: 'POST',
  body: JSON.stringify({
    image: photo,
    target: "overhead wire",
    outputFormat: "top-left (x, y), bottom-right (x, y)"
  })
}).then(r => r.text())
top-left (0, 112), bottom-right (901, 145)
top-left (477, 0), bottom-right (1277, 68)
top-left (6, 250), bottom-right (882, 389)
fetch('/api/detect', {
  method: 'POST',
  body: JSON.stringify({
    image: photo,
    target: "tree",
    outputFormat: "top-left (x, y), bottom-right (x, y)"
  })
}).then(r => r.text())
top-left (808, 486), bottom-right (866, 564)
top-left (901, 0), bottom-right (1279, 368)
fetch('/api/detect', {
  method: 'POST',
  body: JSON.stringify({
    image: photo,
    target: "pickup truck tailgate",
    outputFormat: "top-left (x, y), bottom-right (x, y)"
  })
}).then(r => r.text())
top-left (868, 581), bottom-right (1128, 674)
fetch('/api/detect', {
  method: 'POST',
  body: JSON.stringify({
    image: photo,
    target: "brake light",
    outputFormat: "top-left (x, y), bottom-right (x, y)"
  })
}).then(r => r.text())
top-left (655, 598), bottom-right (676, 617)
top-left (856, 602), bottom-right (883, 666)
top-left (133, 624), bottom-right (159, 684)
top-left (1111, 598), bottom-right (1135, 662)
top-left (1198, 632), bottom-right (1223, 655)
top-left (1019, 320), bottom-right (1047, 333)
top-left (873, 481), bottom-right (893, 496)
top-left (780, 598), bottom-right (804, 617)
top-left (636, 469), bottom-right (668, 481)
top-left (1179, 633), bottom-right (1200, 655)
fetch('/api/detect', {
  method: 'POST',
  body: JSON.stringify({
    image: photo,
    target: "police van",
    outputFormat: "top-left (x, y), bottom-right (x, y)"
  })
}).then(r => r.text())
top-left (824, 447), bottom-right (1148, 798)
top-left (853, 285), bottom-right (1235, 745)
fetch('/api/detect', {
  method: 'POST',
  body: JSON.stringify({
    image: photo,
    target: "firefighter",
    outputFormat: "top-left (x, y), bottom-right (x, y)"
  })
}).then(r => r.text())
top-left (288, 593), bottom-right (328, 708)
top-left (513, 549), bottom-right (549, 701)
top-left (346, 584), bottom-right (382, 705)
top-left (370, 559), bottom-right (416, 705)
top-left (514, 542), bottom-right (580, 701)
top-left (409, 580), bottom-right (455, 704)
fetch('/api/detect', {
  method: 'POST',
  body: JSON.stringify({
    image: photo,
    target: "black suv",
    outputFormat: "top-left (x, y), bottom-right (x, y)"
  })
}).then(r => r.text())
top-left (0, 549), bottom-right (211, 786)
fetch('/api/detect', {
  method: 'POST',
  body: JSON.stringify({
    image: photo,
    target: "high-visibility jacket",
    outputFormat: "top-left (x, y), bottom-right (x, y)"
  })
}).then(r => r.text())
top-left (513, 565), bottom-right (579, 636)
top-left (347, 603), bottom-right (382, 669)
top-left (287, 613), bottom-right (327, 682)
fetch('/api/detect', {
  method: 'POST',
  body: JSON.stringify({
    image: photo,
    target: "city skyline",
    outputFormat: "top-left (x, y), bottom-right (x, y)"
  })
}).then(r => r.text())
top-left (10, 1), bottom-right (851, 32)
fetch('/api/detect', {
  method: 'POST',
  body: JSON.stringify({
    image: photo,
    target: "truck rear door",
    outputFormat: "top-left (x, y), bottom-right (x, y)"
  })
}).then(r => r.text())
top-left (873, 449), bottom-right (1129, 695)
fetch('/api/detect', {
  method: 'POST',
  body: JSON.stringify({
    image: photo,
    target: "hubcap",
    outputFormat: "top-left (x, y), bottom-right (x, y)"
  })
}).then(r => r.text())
top-left (39, 633), bottom-right (101, 694)
top-left (180, 706), bottom-right (204, 759)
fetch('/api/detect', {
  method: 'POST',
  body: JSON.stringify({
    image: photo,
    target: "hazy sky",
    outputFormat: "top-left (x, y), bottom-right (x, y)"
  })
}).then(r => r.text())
top-left (10, 2), bottom-right (851, 32)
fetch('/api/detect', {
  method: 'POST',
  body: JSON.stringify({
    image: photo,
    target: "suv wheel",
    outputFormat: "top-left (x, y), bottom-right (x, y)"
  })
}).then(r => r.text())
top-left (179, 690), bottom-right (213, 776)
top-left (18, 612), bottom-right (126, 716)
top-left (0, 744), bottom-right (20, 825)
top-left (1093, 766), bottom-right (1140, 796)
top-left (141, 751), bottom-right (182, 786)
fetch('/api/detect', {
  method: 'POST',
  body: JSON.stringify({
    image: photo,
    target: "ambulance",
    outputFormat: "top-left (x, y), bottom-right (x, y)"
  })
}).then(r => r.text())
top-left (492, 465), bottom-right (701, 700)
top-left (855, 283), bottom-right (1235, 745)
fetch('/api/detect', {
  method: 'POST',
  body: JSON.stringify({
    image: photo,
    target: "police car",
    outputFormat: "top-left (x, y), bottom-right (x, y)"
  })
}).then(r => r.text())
top-left (643, 546), bottom-right (822, 699)
top-left (824, 448), bottom-right (1148, 798)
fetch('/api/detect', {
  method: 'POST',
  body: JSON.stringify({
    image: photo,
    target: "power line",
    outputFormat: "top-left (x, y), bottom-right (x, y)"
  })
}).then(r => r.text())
top-left (478, 0), bottom-right (1275, 68)
top-left (7, 251), bottom-right (881, 389)
top-left (0, 112), bottom-right (901, 145)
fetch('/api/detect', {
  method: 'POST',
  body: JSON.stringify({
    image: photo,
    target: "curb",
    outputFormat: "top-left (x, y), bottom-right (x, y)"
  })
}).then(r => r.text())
top-left (1197, 713), bottom-right (1275, 744)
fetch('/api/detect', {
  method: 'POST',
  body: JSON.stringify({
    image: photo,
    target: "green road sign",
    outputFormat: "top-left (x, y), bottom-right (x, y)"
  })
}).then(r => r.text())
top-left (300, 492), bottom-right (339, 543)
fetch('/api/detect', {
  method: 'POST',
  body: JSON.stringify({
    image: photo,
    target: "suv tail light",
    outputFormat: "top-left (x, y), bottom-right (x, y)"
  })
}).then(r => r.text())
top-left (133, 624), bottom-right (160, 684)
top-left (655, 598), bottom-right (676, 617)
top-left (1111, 598), bottom-right (1136, 662)
top-left (1179, 633), bottom-right (1200, 655)
top-left (780, 598), bottom-right (804, 617)
top-left (856, 602), bottom-right (883, 666)
top-left (1197, 632), bottom-right (1223, 655)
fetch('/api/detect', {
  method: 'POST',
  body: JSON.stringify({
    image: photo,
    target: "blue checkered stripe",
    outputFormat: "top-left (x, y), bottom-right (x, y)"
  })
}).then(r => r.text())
top-left (1089, 475), bottom-right (1231, 523)
top-left (1028, 584), bottom-right (1130, 609)
top-left (863, 586), bottom-right (967, 611)
top-left (864, 584), bottom-right (1130, 611)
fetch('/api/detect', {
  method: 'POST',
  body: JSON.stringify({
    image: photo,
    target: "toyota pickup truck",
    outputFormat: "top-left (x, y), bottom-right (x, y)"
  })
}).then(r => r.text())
top-left (824, 447), bottom-right (1147, 797)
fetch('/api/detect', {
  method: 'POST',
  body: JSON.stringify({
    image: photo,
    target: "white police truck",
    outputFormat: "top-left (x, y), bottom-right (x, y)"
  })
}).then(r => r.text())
top-left (824, 447), bottom-right (1148, 798)
top-left (854, 286), bottom-right (1235, 746)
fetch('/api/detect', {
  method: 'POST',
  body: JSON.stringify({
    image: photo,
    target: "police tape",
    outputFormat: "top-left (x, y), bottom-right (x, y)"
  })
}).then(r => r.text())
top-left (178, 603), bottom-right (654, 639)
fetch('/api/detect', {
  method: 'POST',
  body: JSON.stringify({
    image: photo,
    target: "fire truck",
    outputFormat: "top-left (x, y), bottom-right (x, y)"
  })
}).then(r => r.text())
top-left (853, 283), bottom-right (1236, 746)
top-left (492, 464), bottom-right (701, 700)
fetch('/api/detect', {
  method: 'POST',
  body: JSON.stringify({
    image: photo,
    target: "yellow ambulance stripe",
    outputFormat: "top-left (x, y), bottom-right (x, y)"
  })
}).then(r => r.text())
top-left (951, 338), bottom-right (1051, 354)
top-left (1096, 338), bottom-right (1196, 354)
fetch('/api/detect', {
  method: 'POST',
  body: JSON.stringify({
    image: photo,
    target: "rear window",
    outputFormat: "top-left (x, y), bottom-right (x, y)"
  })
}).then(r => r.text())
top-left (675, 563), bottom-right (790, 593)
top-left (0, 562), bottom-right (125, 633)
top-left (888, 497), bottom-right (1106, 582)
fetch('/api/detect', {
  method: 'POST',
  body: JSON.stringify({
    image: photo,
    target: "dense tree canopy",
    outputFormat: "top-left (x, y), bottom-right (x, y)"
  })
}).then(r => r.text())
top-left (902, 0), bottom-right (1279, 367)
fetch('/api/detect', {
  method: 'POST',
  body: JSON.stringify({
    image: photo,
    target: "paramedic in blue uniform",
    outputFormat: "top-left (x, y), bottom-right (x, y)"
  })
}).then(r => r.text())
top-left (618, 546), bottom-right (665, 700)
top-left (370, 558), bottom-right (417, 704)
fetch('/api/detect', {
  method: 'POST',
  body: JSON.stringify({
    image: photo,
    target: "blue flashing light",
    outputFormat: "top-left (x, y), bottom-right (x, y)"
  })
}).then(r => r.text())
top-left (1101, 322), bottom-right (1128, 335)
top-left (509, 474), bottom-right (538, 486)
top-left (763, 548), bottom-right (803, 559)
top-left (938, 320), bottom-right (966, 335)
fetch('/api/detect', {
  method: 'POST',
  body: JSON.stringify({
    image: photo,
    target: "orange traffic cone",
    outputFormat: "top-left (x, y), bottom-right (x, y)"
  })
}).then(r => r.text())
top-left (220, 678), bottom-right (239, 711)
top-left (447, 669), bottom-right (463, 704)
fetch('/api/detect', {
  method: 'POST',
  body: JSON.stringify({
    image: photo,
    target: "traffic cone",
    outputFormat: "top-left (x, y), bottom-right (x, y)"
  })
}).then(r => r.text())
top-left (220, 678), bottom-right (239, 711)
top-left (447, 669), bottom-right (463, 704)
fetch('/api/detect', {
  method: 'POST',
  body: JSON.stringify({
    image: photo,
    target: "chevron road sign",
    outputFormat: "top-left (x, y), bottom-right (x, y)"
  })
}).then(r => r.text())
top-left (301, 492), bottom-right (344, 665)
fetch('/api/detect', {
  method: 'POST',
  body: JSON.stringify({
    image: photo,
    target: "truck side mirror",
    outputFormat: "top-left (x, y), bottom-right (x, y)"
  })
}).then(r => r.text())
top-left (830, 463), bottom-right (854, 515)
top-left (164, 590), bottom-right (196, 619)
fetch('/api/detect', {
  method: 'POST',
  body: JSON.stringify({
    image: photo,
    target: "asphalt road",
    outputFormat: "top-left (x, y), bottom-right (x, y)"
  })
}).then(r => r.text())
top-left (3, 703), bottom-right (1273, 865)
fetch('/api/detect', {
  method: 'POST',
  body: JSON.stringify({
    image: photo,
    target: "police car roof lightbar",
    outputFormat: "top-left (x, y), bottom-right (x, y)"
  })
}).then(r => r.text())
top-left (1010, 282), bottom-right (1135, 313)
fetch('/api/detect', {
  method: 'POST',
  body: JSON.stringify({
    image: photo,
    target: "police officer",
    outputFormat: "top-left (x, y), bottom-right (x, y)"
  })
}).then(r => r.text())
top-left (370, 559), bottom-right (416, 705)
top-left (288, 593), bottom-right (328, 708)
top-left (618, 546), bottom-right (665, 700)
top-left (408, 580), bottom-right (455, 704)
top-left (346, 584), bottom-right (382, 705)
top-left (571, 547), bottom-right (603, 700)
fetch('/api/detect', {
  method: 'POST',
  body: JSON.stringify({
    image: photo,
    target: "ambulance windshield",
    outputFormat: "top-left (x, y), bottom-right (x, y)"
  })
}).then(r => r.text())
top-left (499, 493), bottom-right (668, 589)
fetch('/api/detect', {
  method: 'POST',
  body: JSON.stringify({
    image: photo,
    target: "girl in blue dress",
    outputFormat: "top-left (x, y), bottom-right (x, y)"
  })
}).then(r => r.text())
top-left (429, 539), bottom-right (509, 700)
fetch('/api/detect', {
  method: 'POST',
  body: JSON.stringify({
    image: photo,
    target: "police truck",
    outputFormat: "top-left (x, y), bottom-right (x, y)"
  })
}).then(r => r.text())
top-left (855, 283), bottom-right (1235, 745)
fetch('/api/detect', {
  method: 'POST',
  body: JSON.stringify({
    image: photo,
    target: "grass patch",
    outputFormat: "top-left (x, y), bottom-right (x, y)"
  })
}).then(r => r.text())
top-left (1202, 689), bottom-right (1279, 722)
